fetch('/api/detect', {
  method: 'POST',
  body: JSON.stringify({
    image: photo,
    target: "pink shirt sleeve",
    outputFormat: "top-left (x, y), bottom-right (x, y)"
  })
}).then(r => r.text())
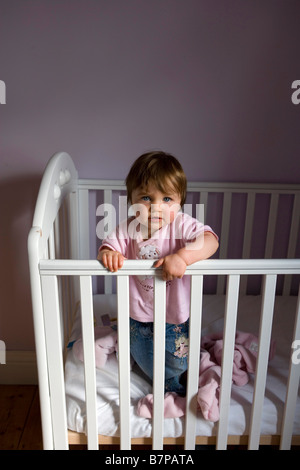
top-left (176, 212), bottom-right (218, 250)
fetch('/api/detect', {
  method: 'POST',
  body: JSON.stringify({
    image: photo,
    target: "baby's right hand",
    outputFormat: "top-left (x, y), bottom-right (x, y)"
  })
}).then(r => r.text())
top-left (97, 249), bottom-right (126, 272)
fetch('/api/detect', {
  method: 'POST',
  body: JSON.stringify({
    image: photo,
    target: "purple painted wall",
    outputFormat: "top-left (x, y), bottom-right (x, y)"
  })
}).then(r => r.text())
top-left (0, 0), bottom-right (299, 351)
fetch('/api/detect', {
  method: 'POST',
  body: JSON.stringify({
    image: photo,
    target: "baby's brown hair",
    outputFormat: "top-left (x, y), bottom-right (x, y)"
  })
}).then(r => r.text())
top-left (125, 151), bottom-right (187, 206)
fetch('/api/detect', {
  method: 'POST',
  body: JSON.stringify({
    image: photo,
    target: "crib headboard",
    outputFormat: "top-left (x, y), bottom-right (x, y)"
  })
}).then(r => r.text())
top-left (29, 151), bottom-right (78, 259)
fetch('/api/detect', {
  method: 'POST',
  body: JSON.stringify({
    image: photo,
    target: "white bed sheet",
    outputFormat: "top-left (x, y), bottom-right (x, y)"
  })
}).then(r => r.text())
top-left (65, 294), bottom-right (300, 438)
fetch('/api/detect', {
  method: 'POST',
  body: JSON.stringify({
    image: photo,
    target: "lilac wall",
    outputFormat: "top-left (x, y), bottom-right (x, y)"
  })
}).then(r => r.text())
top-left (0, 0), bottom-right (300, 351)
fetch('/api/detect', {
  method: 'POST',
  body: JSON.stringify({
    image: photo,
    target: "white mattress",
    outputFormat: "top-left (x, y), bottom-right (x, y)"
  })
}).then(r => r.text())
top-left (65, 294), bottom-right (300, 438)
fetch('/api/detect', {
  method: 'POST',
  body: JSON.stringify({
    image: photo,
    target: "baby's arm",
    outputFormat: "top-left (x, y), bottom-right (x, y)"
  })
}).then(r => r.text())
top-left (155, 232), bottom-right (219, 281)
top-left (177, 231), bottom-right (219, 266)
top-left (97, 247), bottom-right (126, 272)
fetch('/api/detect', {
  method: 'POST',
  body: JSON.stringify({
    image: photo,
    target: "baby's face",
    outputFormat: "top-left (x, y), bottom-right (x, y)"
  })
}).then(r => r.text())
top-left (131, 182), bottom-right (181, 238)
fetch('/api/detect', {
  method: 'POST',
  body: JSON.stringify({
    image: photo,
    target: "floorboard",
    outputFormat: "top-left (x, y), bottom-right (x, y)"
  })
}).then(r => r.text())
top-left (0, 385), bottom-right (43, 450)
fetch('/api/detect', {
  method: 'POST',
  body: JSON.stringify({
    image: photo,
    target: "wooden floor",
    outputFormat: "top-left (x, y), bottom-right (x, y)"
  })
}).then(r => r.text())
top-left (0, 385), bottom-right (179, 451)
top-left (0, 385), bottom-right (43, 450)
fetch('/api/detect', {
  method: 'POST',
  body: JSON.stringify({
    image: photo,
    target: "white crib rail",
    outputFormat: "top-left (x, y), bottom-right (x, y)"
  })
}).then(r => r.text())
top-left (39, 259), bottom-right (300, 450)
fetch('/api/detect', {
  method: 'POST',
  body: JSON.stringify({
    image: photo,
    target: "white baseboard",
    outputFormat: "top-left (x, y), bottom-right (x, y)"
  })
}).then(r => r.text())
top-left (0, 351), bottom-right (38, 384)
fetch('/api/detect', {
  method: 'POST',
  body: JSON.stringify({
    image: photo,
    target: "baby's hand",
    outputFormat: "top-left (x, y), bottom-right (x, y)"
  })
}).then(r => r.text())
top-left (154, 254), bottom-right (187, 281)
top-left (97, 248), bottom-right (126, 272)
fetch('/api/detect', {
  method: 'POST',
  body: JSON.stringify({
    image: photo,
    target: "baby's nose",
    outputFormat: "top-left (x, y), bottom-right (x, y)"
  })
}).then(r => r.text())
top-left (151, 203), bottom-right (166, 216)
top-left (151, 200), bottom-right (162, 210)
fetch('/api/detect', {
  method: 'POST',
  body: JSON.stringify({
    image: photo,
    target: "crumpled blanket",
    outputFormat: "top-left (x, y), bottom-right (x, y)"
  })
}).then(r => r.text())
top-left (138, 331), bottom-right (276, 422)
top-left (73, 326), bottom-right (276, 423)
top-left (73, 326), bottom-right (118, 369)
top-left (199, 331), bottom-right (275, 421)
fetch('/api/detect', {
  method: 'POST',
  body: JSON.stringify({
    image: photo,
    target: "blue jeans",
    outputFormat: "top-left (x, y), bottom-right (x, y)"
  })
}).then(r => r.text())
top-left (129, 318), bottom-right (189, 396)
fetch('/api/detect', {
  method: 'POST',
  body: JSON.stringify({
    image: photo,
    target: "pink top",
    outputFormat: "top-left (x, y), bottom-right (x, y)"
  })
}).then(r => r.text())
top-left (100, 212), bottom-right (218, 324)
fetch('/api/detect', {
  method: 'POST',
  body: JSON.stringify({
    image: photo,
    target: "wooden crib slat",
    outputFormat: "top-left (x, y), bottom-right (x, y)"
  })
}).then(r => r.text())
top-left (68, 190), bottom-right (79, 260)
top-left (60, 199), bottom-right (68, 259)
top-left (216, 274), bottom-right (240, 450)
top-left (103, 189), bottom-right (113, 295)
top-left (68, 191), bottom-right (80, 333)
top-left (54, 208), bottom-right (61, 258)
top-left (217, 192), bottom-right (232, 294)
top-left (240, 193), bottom-right (256, 295)
top-left (264, 193), bottom-right (279, 259)
top-left (152, 277), bottom-right (166, 450)
top-left (48, 226), bottom-right (56, 259)
top-left (286, 193), bottom-right (300, 260)
top-left (49, 223), bottom-right (68, 349)
top-left (248, 274), bottom-right (277, 450)
top-left (78, 189), bottom-right (90, 259)
top-left (218, 192), bottom-right (232, 260)
top-left (242, 193), bottom-right (256, 258)
top-left (117, 276), bottom-right (131, 450)
top-left (184, 275), bottom-right (203, 450)
top-left (280, 286), bottom-right (300, 449)
top-left (59, 203), bottom-right (71, 348)
top-left (199, 191), bottom-right (208, 222)
top-left (79, 275), bottom-right (98, 450)
top-left (283, 193), bottom-right (300, 295)
top-left (41, 275), bottom-right (68, 450)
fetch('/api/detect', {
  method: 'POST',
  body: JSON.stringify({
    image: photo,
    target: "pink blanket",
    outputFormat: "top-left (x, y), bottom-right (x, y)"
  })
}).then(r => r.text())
top-left (73, 326), bottom-right (118, 369)
top-left (137, 331), bottom-right (276, 422)
top-left (73, 327), bottom-right (275, 422)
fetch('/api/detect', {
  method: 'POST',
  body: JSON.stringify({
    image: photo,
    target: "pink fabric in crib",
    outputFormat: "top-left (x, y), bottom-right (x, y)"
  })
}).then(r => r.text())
top-left (137, 392), bottom-right (186, 419)
top-left (137, 331), bottom-right (276, 422)
top-left (73, 327), bottom-right (276, 423)
top-left (73, 326), bottom-right (117, 369)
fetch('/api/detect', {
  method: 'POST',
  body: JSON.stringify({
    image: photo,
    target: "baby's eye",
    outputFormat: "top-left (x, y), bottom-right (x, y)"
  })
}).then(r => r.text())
top-left (141, 196), bottom-right (151, 202)
top-left (163, 197), bottom-right (172, 202)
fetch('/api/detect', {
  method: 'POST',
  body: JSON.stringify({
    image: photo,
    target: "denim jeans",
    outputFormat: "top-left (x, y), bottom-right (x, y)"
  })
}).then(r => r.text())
top-left (129, 317), bottom-right (189, 396)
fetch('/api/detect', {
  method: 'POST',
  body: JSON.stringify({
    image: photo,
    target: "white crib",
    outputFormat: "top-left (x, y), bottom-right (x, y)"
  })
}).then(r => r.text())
top-left (28, 151), bottom-right (300, 451)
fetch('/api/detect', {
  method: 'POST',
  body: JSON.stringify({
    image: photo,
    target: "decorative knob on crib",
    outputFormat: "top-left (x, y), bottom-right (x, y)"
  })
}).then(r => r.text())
top-left (54, 183), bottom-right (61, 200)
top-left (59, 170), bottom-right (71, 186)
top-left (64, 169), bottom-right (71, 183)
top-left (59, 170), bottom-right (66, 186)
top-left (59, 169), bottom-right (71, 186)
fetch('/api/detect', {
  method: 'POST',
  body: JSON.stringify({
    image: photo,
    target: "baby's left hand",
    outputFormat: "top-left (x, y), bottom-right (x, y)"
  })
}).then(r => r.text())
top-left (154, 254), bottom-right (187, 281)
